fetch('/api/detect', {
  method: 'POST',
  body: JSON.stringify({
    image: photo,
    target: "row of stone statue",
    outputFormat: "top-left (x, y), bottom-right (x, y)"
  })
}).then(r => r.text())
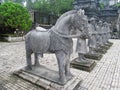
top-left (75, 17), bottom-right (111, 64)
top-left (16, 9), bottom-right (113, 89)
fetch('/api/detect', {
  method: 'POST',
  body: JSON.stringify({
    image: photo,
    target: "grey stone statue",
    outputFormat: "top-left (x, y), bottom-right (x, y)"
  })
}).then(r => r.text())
top-left (25, 9), bottom-right (87, 84)
top-left (104, 22), bottom-right (109, 44)
top-left (107, 24), bottom-right (111, 40)
top-left (101, 22), bottom-right (108, 45)
top-left (105, 22), bottom-right (111, 43)
top-left (71, 13), bottom-right (96, 72)
top-left (88, 17), bottom-right (97, 54)
top-left (96, 20), bottom-right (104, 48)
top-left (75, 14), bottom-right (90, 63)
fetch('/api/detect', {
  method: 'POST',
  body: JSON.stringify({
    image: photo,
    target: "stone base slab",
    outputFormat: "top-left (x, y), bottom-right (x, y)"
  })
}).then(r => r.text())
top-left (95, 48), bottom-right (107, 54)
top-left (13, 66), bottom-right (82, 90)
top-left (105, 42), bottom-right (113, 47)
top-left (84, 53), bottom-right (103, 60)
top-left (71, 58), bottom-right (96, 72)
top-left (100, 45), bottom-right (110, 50)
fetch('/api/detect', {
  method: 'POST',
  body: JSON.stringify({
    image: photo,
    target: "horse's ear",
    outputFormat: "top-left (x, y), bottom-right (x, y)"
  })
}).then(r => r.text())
top-left (77, 9), bottom-right (85, 17)
top-left (77, 9), bottom-right (82, 16)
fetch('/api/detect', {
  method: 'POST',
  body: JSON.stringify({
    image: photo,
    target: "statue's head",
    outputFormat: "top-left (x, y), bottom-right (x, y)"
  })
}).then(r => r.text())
top-left (103, 22), bottom-right (108, 27)
top-left (73, 9), bottom-right (88, 32)
top-left (89, 17), bottom-right (96, 24)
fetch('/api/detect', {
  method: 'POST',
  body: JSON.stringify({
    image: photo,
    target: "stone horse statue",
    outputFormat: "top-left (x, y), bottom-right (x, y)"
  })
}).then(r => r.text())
top-left (25, 9), bottom-right (88, 84)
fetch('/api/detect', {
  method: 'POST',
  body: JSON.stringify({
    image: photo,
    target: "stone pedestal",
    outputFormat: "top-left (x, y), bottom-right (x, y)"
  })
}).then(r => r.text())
top-left (14, 65), bottom-right (82, 90)
top-left (71, 58), bottom-right (96, 72)
top-left (100, 45), bottom-right (110, 50)
top-left (95, 48), bottom-right (107, 54)
top-left (105, 42), bottom-right (113, 47)
top-left (108, 41), bottom-right (113, 46)
top-left (84, 53), bottom-right (103, 60)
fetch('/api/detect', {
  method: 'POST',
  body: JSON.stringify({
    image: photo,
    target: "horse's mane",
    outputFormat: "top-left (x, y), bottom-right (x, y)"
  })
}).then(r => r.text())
top-left (55, 10), bottom-right (77, 25)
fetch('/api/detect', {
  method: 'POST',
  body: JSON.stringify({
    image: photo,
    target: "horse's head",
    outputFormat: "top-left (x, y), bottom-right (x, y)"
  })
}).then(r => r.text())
top-left (72, 9), bottom-right (89, 37)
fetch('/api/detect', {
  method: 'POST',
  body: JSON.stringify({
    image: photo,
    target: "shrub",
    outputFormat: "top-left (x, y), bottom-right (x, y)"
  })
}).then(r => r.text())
top-left (0, 2), bottom-right (32, 31)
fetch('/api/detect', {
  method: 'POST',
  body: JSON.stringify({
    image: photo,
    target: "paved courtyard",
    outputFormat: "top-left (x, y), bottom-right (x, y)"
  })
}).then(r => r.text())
top-left (0, 39), bottom-right (120, 90)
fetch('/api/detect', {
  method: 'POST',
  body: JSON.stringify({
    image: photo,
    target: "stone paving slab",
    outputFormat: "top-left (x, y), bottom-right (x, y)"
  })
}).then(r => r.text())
top-left (0, 39), bottom-right (120, 90)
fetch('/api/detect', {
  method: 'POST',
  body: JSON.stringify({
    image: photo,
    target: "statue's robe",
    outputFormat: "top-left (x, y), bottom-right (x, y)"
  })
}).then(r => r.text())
top-left (106, 26), bottom-right (111, 41)
top-left (88, 24), bottom-right (97, 49)
top-left (76, 30), bottom-right (88, 54)
top-left (101, 26), bottom-right (107, 44)
top-left (96, 25), bottom-right (103, 46)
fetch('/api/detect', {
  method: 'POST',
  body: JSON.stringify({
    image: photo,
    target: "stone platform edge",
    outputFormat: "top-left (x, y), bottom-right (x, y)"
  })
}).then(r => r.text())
top-left (13, 69), bottom-right (82, 90)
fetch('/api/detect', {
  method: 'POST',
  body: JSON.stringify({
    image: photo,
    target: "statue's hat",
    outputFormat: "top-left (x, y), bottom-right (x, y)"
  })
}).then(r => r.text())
top-left (89, 17), bottom-right (96, 22)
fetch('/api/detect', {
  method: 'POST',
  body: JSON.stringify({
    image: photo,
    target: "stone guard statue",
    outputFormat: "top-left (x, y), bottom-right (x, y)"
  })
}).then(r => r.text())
top-left (83, 17), bottom-right (103, 60)
top-left (96, 21), bottom-right (104, 47)
top-left (101, 22), bottom-right (108, 45)
top-left (75, 16), bottom-right (90, 63)
top-left (106, 23), bottom-right (111, 42)
top-left (71, 14), bottom-right (96, 72)
top-left (88, 17), bottom-right (97, 54)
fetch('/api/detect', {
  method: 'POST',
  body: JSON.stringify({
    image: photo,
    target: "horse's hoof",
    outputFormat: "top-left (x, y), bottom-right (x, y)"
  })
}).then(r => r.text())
top-left (59, 78), bottom-right (66, 85)
top-left (66, 74), bottom-right (73, 80)
top-left (25, 66), bottom-right (32, 70)
top-left (34, 63), bottom-right (40, 67)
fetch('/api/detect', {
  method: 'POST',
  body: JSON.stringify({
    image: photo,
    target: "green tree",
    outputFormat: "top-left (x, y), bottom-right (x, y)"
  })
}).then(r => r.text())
top-left (33, 0), bottom-right (74, 16)
top-left (47, 0), bottom-right (74, 16)
top-left (33, 0), bottom-right (51, 14)
top-left (0, 2), bottom-right (32, 31)
top-left (59, 0), bottom-right (74, 14)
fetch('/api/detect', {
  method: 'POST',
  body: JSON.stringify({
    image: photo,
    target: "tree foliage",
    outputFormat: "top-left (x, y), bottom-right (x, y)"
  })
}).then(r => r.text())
top-left (48, 0), bottom-right (74, 16)
top-left (0, 2), bottom-right (32, 31)
top-left (36, 0), bottom-right (74, 16)
top-left (33, 0), bottom-right (51, 14)
top-left (3, 0), bottom-right (74, 16)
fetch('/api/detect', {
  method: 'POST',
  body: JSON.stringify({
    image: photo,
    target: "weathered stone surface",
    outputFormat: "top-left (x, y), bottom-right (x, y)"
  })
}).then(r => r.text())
top-left (100, 45), bottom-right (110, 50)
top-left (95, 48), bottom-right (107, 54)
top-left (0, 81), bottom-right (6, 90)
top-left (105, 42), bottom-right (113, 47)
top-left (108, 41), bottom-right (113, 45)
top-left (18, 65), bottom-right (71, 85)
top-left (71, 58), bottom-right (96, 72)
top-left (84, 53), bottom-right (103, 60)
top-left (14, 68), bottom-right (82, 90)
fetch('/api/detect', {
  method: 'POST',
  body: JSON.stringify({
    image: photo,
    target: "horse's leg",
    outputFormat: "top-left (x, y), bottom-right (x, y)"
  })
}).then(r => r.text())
top-left (55, 51), bottom-right (66, 84)
top-left (34, 53), bottom-right (40, 66)
top-left (25, 50), bottom-right (32, 70)
top-left (65, 54), bottom-right (73, 80)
